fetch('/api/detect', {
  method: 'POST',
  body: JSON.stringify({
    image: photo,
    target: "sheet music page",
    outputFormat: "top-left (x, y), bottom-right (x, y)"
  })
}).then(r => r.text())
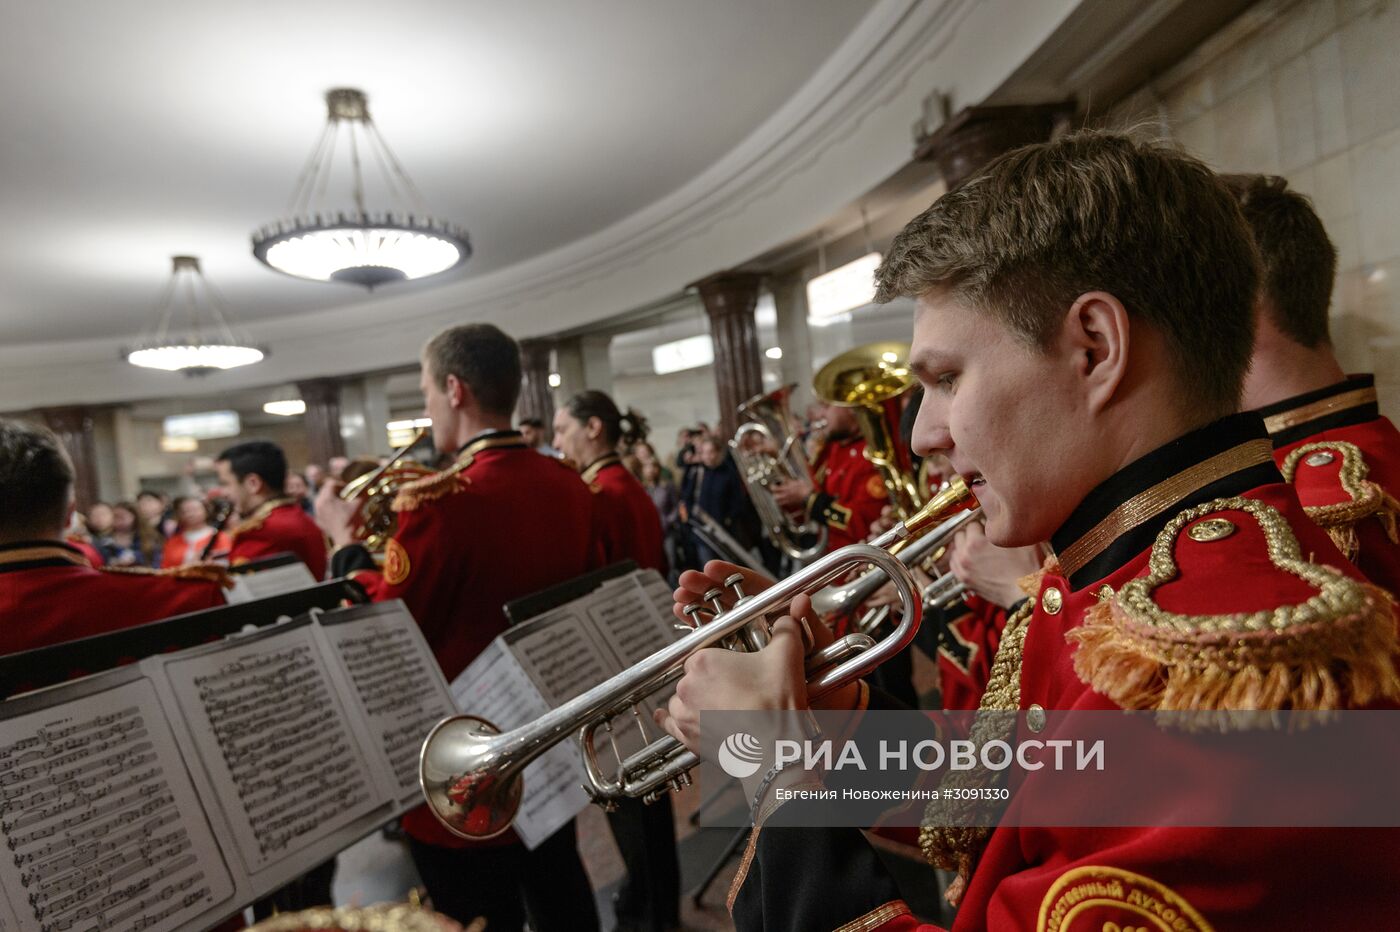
top-left (223, 562), bottom-right (317, 604)
top-left (504, 604), bottom-right (619, 705)
top-left (314, 601), bottom-right (457, 807)
top-left (146, 621), bottom-right (389, 889)
top-left (0, 667), bottom-right (238, 932)
top-left (583, 571), bottom-right (680, 669)
top-left (448, 639), bottom-right (589, 850)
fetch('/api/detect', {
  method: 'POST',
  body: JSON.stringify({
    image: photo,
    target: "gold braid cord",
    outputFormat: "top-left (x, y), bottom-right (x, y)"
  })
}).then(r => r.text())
top-left (1068, 496), bottom-right (1400, 722)
top-left (247, 903), bottom-right (476, 932)
top-left (918, 593), bottom-right (1037, 905)
top-left (100, 562), bottom-right (233, 588)
top-left (1280, 441), bottom-right (1400, 561)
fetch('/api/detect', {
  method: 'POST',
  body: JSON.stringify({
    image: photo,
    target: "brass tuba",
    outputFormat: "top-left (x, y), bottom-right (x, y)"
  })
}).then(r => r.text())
top-left (813, 341), bottom-right (925, 519)
top-left (729, 384), bottom-right (827, 563)
top-left (338, 427), bottom-right (434, 552)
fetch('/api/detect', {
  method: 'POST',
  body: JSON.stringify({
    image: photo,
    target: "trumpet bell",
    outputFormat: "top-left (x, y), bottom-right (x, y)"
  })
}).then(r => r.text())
top-left (419, 714), bottom-right (521, 840)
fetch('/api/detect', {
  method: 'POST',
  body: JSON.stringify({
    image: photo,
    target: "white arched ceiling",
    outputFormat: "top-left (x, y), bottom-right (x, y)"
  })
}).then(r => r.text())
top-left (0, 0), bottom-right (1081, 410)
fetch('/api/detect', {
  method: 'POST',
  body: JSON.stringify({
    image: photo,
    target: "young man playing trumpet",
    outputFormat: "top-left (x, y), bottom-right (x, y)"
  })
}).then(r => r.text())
top-left (657, 131), bottom-right (1400, 930)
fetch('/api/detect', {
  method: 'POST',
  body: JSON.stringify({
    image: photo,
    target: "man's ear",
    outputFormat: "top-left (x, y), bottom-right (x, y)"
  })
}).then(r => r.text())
top-left (444, 373), bottom-right (473, 411)
top-left (1062, 291), bottom-right (1130, 413)
top-left (586, 416), bottom-right (604, 440)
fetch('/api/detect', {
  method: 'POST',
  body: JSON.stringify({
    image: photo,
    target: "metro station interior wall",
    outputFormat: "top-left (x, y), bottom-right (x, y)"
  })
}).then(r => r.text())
top-left (1108, 0), bottom-right (1400, 413)
top-left (118, 416), bottom-right (311, 498)
top-left (611, 366), bottom-right (721, 461)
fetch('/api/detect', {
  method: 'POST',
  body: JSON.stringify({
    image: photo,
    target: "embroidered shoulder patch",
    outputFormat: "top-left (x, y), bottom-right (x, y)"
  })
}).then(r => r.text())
top-left (392, 467), bottom-right (469, 513)
top-left (383, 538), bottom-right (411, 586)
top-left (1038, 865), bottom-right (1214, 932)
top-left (1068, 496), bottom-right (1400, 719)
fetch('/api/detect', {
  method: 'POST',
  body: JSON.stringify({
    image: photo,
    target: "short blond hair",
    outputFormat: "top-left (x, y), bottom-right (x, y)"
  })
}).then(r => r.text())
top-left (877, 130), bottom-right (1260, 417)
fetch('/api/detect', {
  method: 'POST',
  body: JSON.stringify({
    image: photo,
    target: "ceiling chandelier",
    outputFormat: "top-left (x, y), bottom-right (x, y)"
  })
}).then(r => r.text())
top-left (252, 88), bottom-right (471, 289)
top-left (124, 256), bottom-right (266, 374)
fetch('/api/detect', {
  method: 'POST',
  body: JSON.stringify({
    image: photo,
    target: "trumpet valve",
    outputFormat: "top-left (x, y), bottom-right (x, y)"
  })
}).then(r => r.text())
top-left (702, 587), bottom-right (726, 613)
top-left (681, 603), bottom-right (707, 628)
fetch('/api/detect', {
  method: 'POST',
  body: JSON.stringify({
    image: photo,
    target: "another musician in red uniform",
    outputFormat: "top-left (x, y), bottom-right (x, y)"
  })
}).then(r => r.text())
top-left (772, 401), bottom-right (887, 552)
top-left (316, 323), bottom-right (600, 932)
top-left (553, 390), bottom-right (679, 932)
top-left (659, 133), bottom-right (1400, 930)
top-left (0, 418), bottom-right (226, 655)
top-left (1225, 174), bottom-right (1400, 596)
top-left (554, 391), bottom-right (667, 574)
top-left (216, 440), bottom-right (328, 579)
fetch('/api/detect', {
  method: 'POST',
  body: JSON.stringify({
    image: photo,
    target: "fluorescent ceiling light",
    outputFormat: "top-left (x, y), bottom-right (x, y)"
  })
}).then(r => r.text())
top-left (263, 399), bottom-right (306, 416)
top-left (159, 435), bottom-right (198, 453)
top-left (548, 372), bottom-right (562, 388)
top-left (652, 335), bottom-right (714, 375)
top-left (765, 347), bottom-right (783, 359)
top-left (807, 252), bottom-right (882, 322)
top-left (387, 417), bottom-right (433, 431)
top-left (163, 410), bottom-right (241, 440)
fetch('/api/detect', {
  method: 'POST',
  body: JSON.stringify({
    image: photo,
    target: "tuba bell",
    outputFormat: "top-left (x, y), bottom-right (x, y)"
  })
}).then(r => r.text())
top-left (813, 341), bottom-right (925, 519)
top-left (729, 384), bottom-right (827, 563)
top-left (338, 427), bottom-right (435, 552)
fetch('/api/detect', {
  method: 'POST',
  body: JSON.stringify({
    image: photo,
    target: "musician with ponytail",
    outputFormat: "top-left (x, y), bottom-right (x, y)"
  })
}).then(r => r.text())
top-left (552, 390), bottom-right (680, 932)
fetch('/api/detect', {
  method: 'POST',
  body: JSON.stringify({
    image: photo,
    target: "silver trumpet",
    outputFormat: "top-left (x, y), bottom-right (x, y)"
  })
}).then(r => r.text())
top-left (810, 506), bottom-right (982, 634)
top-left (419, 476), bottom-right (975, 840)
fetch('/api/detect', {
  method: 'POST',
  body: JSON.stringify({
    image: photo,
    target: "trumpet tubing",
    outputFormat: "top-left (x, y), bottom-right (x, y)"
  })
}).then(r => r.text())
top-left (419, 475), bottom-right (976, 840)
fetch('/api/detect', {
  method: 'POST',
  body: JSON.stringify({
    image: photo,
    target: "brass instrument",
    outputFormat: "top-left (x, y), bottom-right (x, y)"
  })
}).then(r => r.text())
top-left (813, 341), bottom-right (924, 519)
top-left (338, 427), bottom-right (434, 552)
top-left (810, 504), bottom-right (981, 634)
top-left (729, 385), bottom-right (827, 563)
top-left (419, 476), bottom-right (976, 839)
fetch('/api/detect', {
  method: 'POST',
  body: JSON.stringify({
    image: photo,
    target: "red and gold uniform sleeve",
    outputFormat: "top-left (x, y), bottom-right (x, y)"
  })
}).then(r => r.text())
top-left (810, 439), bottom-right (889, 551)
top-left (0, 544), bottom-right (227, 655)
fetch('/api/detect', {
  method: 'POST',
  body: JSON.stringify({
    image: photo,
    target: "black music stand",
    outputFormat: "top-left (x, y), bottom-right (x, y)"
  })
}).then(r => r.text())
top-left (0, 577), bottom-right (366, 699)
top-left (503, 560), bottom-right (638, 625)
top-left (227, 551), bottom-right (302, 573)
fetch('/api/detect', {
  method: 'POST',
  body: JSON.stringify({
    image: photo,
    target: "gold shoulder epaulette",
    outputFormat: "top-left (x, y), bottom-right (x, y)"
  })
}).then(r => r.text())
top-left (1280, 440), bottom-right (1399, 560)
top-left (1068, 496), bottom-right (1399, 721)
top-left (392, 461), bottom-right (470, 512)
top-left (101, 562), bottom-right (233, 588)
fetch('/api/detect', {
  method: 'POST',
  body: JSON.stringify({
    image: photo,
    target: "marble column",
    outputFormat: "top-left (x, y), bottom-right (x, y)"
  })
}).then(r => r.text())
top-left (39, 406), bottom-right (100, 512)
top-left (913, 103), bottom-right (1073, 191)
top-left (769, 271), bottom-right (816, 410)
top-left (693, 271), bottom-right (765, 440)
top-left (296, 378), bottom-right (346, 467)
top-left (517, 338), bottom-right (555, 426)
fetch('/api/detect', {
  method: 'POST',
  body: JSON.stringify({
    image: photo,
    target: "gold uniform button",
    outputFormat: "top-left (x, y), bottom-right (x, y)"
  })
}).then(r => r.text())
top-left (1040, 586), bottom-right (1063, 615)
top-left (1187, 518), bottom-right (1236, 542)
top-left (1305, 450), bottom-right (1336, 467)
top-left (1027, 703), bottom-right (1047, 734)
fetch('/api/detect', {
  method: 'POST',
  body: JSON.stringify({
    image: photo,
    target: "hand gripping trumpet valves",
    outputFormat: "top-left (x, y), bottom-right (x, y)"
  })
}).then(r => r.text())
top-left (418, 476), bottom-right (976, 839)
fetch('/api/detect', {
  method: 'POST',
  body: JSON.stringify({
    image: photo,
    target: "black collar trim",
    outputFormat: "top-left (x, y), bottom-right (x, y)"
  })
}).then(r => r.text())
top-left (1050, 413), bottom-right (1281, 590)
top-left (455, 430), bottom-right (527, 457)
top-left (1255, 375), bottom-right (1379, 447)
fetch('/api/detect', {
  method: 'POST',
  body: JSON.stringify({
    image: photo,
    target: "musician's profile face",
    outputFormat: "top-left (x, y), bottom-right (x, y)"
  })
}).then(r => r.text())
top-left (419, 362), bottom-right (452, 454)
top-left (908, 288), bottom-right (1086, 547)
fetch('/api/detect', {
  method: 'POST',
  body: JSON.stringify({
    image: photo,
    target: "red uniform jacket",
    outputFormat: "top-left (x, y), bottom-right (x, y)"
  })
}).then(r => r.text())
top-left (936, 596), bottom-right (1010, 712)
top-left (730, 414), bottom-right (1400, 931)
top-left (1258, 374), bottom-right (1400, 597)
top-left (0, 541), bottom-right (226, 655)
top-left (227, 498), bottom-right (328, 580)
top-left (584, 454), bottom-right (667, 574)
top-left (808, 437), bottom-right (889, 552)
top-left (331, 432), bottom-right (599, 849)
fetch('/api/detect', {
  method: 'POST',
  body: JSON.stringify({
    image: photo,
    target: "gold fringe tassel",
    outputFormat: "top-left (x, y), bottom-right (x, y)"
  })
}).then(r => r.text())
top-left (1069, 585), bottom-right (1400, 718)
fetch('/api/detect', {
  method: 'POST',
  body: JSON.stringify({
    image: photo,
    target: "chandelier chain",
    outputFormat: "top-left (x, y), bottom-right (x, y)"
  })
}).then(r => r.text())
top-left (287, 121), bottom-right (336, 217)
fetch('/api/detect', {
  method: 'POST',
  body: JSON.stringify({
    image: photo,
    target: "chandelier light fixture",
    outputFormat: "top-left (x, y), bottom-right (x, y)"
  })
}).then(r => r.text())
top-left (252, 88), bottom-right (471, 289)
top-left (124, 256), bottom-right (266, 374)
